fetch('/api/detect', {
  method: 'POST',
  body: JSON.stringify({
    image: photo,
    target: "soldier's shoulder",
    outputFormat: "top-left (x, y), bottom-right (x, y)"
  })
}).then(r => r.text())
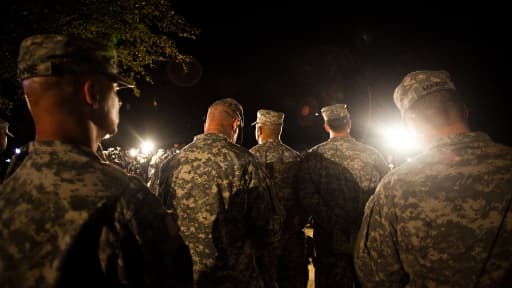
top-left (356, 140), bottom-right (384, 156)
top-left (488, 141), bottom-right (512, 159)
top-left (278, 143), bottom-right (302, 159)
top-left (96, 160), bottom-right (150, 195)
top-left (249, 143), bottom-right (266, 154)
top-left (375, 153), bottom-right (433, 198)
top-left (308, 140), bottom-right (330, 153)
top-left (225, 140), bottom-right (256, 159)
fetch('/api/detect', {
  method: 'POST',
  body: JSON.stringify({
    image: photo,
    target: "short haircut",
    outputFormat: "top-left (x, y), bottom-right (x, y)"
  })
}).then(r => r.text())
top-left (325, 116), bottom-right (349, 132)
top-left (407, 90), bottom-right (467, 128)
top-left (260, 123), bottom-right (282, 137)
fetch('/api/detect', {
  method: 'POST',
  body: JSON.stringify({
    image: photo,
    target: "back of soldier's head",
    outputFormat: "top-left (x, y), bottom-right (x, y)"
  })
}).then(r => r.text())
top-left (17, 34), bottom-right (133, 140)
top-left (407, 90), bottom-right (466, 129)
top-left (325, 117), bottom-right (349, 132)
top-left (394, 70), bottom-right (466, 129)
top-left (205, 98), bottom-right (244, 142)
top-left (251, 109), bottom-right (284, 139)
top-left (321, 104), bottom-right (350, 132)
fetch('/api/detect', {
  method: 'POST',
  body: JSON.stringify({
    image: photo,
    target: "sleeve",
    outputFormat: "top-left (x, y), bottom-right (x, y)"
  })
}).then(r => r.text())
top-left (375, 152), bottom-right (391, 179)
top-left (354, 180), bottom-right (408, 287)
top-left (119, 179), bottom-right (191, 287)
top-left (156, 158), bottom-right (177, 214)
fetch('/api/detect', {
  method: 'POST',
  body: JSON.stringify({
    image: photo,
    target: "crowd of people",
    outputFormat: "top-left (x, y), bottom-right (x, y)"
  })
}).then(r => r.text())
top-left (100, 145), bottom-right (180, 190)
top-left (0, 34), bottom-right (510, 288)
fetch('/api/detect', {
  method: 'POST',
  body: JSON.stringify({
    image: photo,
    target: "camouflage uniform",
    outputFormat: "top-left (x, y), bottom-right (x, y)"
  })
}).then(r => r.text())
top-left (0, 141), bottom-right (180, 287)
top-left (355, 132), bottom-right (512, 287)
top-left (297, 104), bottom-right (389, 288)
top-left (355, 70), bottom-right (512, 287)
top-left (250, 110), bottom-right (307, 288)
top-left (159, 132), bottom-right (281, 288)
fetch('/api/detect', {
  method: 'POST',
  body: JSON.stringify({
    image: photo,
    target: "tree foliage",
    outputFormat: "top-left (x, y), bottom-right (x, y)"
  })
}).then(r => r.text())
top-left (1, 0), bottom-right (199, 112)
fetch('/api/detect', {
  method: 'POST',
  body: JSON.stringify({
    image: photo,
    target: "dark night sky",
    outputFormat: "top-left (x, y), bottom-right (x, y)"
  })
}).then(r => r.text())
top-left (8, 3), bottom-right (512, 158)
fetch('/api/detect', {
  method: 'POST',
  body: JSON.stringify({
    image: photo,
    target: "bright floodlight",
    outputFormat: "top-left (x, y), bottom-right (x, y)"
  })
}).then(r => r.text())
top-left (128, 148), bottom-right (139, 158)
top-left (140, 140), bottom-right (155, 154)
top-left (381, 125), bottom-right (420, 152)
top-left (14, 148), bottom-right (21, 154)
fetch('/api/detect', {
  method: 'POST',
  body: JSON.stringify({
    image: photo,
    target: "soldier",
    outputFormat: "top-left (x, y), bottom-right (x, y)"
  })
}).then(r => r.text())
top-left (249, 109), bottom-right (307, 288)
top-left (158, 98), bottom-right (282, 288)
top-left (0, 118), bottom-right (13, 153)
top-left (0, 34), bottom-right (187, 287)
top-left (354, 70), bottom-right (512, 286)
top-left (297, 103), bottom-right (386, 288)
top-left (0, 118), bottom-right (14, 181)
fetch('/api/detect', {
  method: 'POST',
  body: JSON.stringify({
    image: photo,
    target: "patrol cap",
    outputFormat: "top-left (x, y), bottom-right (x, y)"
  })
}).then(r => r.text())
top-left (17, 34), bottom-right (134, 88)
top-left (209, 98), bottom-right (244, 127)
top-left (320, 104), bottom-right (348, 121)
top-left (394, 70), bottom-right (456, 115)
top-left (251, 109), bottom-right (284, 126)
top-left (0, 119), bottom-right (14, 137)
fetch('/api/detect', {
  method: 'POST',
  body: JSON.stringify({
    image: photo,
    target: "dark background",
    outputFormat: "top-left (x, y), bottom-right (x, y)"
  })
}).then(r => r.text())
top-left (6, 3), bottom-right (512, 160)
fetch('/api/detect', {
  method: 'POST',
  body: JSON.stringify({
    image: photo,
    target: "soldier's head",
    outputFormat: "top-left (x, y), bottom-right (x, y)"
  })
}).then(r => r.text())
top-left (394, 70), bottom-right (469, 145)
top-left (204, 98), bottom-right (244, 143)
top-left (0, 118), bottom-right (13, 152)
top-left (18, 34), bottom-right (133, 148)
top-left (320, 104), bottom-right (351, 138)
top-left (251, 109), bottom-right (284, 144)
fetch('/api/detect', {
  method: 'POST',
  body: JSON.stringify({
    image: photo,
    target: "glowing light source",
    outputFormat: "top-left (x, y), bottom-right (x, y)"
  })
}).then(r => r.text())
top-left (128, 148), bottom-right (139, 158)
top-left (301, 105), bottom-right (311, 116)
top-left (14, 148), bottom-right (21, 154)
top-left (380, 125), bottom-right (420, 153)
top-left (140, 140), bottom-right (155, 154)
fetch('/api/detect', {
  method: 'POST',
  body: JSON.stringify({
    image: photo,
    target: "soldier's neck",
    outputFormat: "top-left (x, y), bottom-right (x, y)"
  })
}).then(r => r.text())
top-left (35, 120), bottom-right (98, 151)
top-left (329, 130), bottom-right (350, 139)
top-left (258, 134), bottom-right (280, 144)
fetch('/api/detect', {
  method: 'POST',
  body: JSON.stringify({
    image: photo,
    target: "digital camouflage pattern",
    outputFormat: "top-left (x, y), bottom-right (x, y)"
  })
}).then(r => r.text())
top-left (158, 133), bottom-right (282, 288)
top-left (250, 140), bottom-right (302, 213)
top-left (251, 110), bottom-right (284, 126)
top-left (355, 132), bottom-right (512, 287)
top-left (320, 104), bottom-right (348, 120)
top-left (250, 140), bottom-right (307, 288)
top-left (297, 136), bottom-right (382, 288)
top-left (0, 141), bottom-right (179, 287)
top-left (393, 70), bottom-right (456, 115)
top-left (327, 137), bottom-right (389, 212)
top-left (17, 34), bottom-right (133, 87)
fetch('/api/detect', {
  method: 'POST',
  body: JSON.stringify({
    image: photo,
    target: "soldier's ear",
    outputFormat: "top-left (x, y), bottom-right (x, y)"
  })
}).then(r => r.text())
top-left (84, 79), bottom-right (100, 108)
top-left (323, 122), bottom-right (329, 133)
top-left (232, 117), bottom-right (239, 131)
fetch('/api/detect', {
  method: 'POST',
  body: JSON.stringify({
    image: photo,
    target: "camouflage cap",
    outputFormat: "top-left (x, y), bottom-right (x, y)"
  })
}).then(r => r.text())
top-left (251, 109), bottom-right (284, 126)
top-left (320, 104), bottom-right (348, 120)
top-left (0, 118), bottom-right (14, 137)
top-left (17, 34), bottom-right (133, 88)
top-left (394, 70), bottom-right (456, 115)
top-left (209, 98), bottom-right (244, 127)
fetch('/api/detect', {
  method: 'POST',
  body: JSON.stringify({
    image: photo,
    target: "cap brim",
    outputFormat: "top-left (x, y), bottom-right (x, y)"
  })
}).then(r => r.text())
top-left (251, 121), bottom-right (257, 126)
top-left (107, 73), bottom-right (135, 89)
top-left (6, 131), bottom-right (14, 137)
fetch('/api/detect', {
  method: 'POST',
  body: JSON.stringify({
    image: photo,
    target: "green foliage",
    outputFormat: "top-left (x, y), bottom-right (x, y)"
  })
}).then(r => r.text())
top-left (1, 0), bottom-right (199, 111)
